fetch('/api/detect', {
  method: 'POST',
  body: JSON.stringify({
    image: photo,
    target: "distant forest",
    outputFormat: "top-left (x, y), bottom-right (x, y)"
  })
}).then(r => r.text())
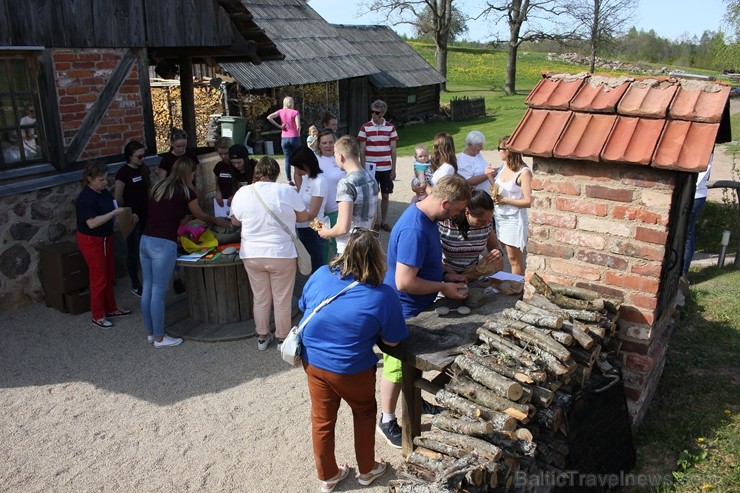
top-left (405, 27), bottom-right (724, 72)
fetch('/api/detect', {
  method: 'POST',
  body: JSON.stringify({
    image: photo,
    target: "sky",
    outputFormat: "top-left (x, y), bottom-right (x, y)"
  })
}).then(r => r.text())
top-left (308, 0), bottom-right (728, 43)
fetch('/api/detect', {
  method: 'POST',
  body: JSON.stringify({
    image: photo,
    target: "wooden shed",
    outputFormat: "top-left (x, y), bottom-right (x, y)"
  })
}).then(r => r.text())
top-left (334, 25), bottom-right (446, 126)
top-left (0, 0), bottom-right (281, 309)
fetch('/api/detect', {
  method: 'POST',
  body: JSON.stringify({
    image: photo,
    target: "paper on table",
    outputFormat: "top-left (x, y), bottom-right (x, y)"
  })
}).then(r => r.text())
top-left (490, 271), bottom-right (525, 282)
top-left (118, 207), bottom-right (135, 239)
top-left (213, 198), bottom-right (230, 218)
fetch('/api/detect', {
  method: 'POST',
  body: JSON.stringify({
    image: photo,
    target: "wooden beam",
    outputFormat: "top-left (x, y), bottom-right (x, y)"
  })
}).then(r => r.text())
top-left (64, 49), bottom-right (137, 164)
top-left (38, 50), bottom-right (66, 168)
top-left (179, 57), bottom-right (196, 143)
top-left (136, 48), bottom-right (157, 155)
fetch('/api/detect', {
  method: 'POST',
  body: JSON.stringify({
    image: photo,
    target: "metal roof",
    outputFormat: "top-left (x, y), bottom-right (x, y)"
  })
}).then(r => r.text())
top-left (333, 25), bottom-right (446, 88)
top-left (220, 0), bottom-right (378, 89)
top-left (509, 73), bottom-right (731, 172)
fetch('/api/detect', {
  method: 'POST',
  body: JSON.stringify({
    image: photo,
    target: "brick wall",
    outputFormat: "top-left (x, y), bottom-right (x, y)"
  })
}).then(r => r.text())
top-left (527, 159), bottom-right (681, 423)
top-left (53, 49), bottom-right (145, 158)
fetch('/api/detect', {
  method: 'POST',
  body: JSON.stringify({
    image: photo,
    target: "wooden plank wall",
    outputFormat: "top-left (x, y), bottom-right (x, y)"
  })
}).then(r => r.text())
top-left (373, 85), bottom-right (440, 123)
top-left (0, 0), bottom-right (232, 48)
top-left (0, 0), bottom-right (145, 47)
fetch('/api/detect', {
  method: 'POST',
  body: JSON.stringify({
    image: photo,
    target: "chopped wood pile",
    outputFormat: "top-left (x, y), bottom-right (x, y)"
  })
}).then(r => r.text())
top-left (390, 274), bottom-right (623, 493)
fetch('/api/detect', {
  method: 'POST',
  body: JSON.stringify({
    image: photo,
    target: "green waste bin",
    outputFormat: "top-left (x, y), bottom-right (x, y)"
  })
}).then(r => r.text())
top-left (219, 116), bottom-right (248, 146)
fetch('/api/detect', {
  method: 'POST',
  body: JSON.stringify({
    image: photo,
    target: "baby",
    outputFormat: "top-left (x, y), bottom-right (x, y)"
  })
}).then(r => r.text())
top-left (306, 125), bottom-right (319, 153)
top-left (410, 144), bottom-right (430, 203)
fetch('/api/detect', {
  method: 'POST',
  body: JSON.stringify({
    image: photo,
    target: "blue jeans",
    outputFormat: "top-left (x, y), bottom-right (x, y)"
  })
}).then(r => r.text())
top-left (140, 235), bottom-right (177, 337)
top-left (683, 197), bottom-right (706, 274)
top-left (126, 222), bottom-right (143, 289)
top-left (297, 227), bottom-right (327, 274)
top-left (281, 136), bottom-right (301, 181)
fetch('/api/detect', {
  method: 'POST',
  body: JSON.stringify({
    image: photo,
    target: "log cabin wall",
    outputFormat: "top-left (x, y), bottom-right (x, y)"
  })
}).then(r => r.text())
top-left (526, 158), bottom-right (683, 424)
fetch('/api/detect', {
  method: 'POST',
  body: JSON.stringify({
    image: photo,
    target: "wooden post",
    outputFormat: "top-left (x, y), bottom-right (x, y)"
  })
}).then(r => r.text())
top-left (179, 57), bottom-right (196, 142)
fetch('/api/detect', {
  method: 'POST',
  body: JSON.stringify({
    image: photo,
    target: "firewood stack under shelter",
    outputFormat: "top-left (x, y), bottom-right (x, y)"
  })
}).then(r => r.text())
top-left (389, 274), bottom-right (624, 493)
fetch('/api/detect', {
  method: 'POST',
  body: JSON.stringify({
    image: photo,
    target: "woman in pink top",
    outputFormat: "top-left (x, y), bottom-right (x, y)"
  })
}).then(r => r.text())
top-left (267, 96), bottom-right (302, 185)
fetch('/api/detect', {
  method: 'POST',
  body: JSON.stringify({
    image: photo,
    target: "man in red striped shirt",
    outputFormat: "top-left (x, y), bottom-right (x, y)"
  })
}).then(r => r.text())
top-left (358, 100), bottom-right (398, 232)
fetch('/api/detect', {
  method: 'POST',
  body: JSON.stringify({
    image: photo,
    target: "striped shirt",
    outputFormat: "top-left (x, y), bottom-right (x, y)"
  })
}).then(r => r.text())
top-left (357, 119), bottom-right (398, 172)
top-left (438, 218), bottom-right (493, 273)
top-left (335, 169), bottom-right (379, 253)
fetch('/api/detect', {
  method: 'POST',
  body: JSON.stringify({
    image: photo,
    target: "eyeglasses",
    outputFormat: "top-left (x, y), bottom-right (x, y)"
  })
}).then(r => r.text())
top-left (171, 132), bottom-right (187, 140)
top-left (497, 147), bottom-right (508, 151)
top-left (371, 110), bottom-right (382, 115)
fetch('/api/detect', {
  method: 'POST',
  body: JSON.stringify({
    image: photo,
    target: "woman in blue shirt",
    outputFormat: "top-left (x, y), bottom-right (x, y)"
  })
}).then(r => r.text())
top-left (299, 228), bottom-right (407, 492)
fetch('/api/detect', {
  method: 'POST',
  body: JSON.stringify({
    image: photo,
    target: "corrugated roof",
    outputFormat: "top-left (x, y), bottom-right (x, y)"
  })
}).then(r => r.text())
top-left (333, 25), bottom-right (446, 88)
top-left (220, 0), bottom-right (378, 89)
top-left (509, 73), bottom-right (731, 172)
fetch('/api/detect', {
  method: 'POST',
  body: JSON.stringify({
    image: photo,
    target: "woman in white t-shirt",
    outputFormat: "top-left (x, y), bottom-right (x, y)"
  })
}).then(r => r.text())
top-left (316, 129), bottom-right (346, 260)
top-left (231, 157), bottom-right (309, 351)
top-left (291, 145), bottom-right (329, 273)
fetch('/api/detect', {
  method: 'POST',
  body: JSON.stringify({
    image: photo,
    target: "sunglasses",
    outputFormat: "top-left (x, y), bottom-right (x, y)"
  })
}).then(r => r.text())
top-left (171, 132), bottom-right (187, 140)
top-left (371, 110), bottom-right (382, 115)
top-left (497, 147), bottom-right (508, 151)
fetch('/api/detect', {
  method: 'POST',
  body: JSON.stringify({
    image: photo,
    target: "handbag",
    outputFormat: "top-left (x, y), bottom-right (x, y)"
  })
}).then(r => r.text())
top-left (281, 280), bottom-right (359, 365)
top-left (252, 185), bottom-right (312, 275)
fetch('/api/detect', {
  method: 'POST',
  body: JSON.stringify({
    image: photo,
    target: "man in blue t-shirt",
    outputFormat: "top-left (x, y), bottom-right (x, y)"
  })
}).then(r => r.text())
top-left (378, 174), bottom-right (471, 448)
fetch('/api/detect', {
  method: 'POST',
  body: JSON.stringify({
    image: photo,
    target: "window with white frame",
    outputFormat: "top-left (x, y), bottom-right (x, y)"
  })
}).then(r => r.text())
top-left (0, 54), bottom-right (43, 170)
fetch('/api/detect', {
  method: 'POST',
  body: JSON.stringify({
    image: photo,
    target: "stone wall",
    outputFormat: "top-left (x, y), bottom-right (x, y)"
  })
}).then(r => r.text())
top-left (527, 158), bottom-right (680, 423)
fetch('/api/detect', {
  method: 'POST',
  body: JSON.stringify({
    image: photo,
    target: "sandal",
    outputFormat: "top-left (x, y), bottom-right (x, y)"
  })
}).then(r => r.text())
top-left (106, 308), bottom-right (131, 317)
top-left (320, 464), bottom-right (350, 493)
top-left (357, 460), bottom-right (387, 486)
top-left (92, 318), bottom-right (113, 328)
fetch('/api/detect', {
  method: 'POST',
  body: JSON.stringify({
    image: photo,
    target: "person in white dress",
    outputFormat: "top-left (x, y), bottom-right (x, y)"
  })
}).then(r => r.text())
top-left (493, 135), bottom-right (532, 275)
top-left (423, 132), bottom-right (458, 195)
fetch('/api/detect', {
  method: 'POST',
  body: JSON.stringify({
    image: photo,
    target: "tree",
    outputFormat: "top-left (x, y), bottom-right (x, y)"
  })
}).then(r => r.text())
top-left (415, 4), bottom-right (468, 43)
top-left (362, 0), bottom-right (461, 90)
top-left (565, 0), bottom-right (637, 73)
top-left (480, 1), bottom-right (577, 95)
top-left (715, 0), bottom-right (740, 71)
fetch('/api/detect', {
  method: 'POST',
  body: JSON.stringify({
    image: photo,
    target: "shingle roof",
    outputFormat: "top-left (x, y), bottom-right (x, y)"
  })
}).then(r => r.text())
top-left (509, 73), bottom-right (731, 172)
top-left (333, 25), bottom-right (446, 88)
top-left (220, 0), bottom-right (378, 89)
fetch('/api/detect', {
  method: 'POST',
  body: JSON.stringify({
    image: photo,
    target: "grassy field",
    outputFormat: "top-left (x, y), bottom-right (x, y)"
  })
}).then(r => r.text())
top-left (403, 43), bottom-right (740, 492)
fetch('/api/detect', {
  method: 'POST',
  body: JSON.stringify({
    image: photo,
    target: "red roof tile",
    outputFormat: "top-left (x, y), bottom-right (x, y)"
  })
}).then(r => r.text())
top-left (508, 109), bottom-right (571, 157)
top-left (570, 76), bottom-right (630, 113)
top-left (526, 75), bottom-right (585, 110)
top-left (554, 113), bottom-right (616, 161)
top-left (602, 117), bottom-right (664, 165)
top-left (508, 73), bottom-right (729, 172)
top-left (653, 121), bottom-right (719, 171)
top-left (617, 79), bottom-right (677, 118)
top-left (670, 82), bottom-right (731, 123)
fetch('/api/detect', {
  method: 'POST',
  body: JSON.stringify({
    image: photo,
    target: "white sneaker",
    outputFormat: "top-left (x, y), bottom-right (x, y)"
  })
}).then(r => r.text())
top-left (147, 335), bottom-right (155, 344)
top-left (257, 333), bottom-right (274, 351)
top-left (154, 335), bottom-right (183, 348)
top-left (276, 340), bottom-right (284, 353)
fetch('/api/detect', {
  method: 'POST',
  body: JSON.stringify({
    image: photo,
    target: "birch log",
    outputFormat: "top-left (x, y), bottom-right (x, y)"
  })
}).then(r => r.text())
top-left (465, 345), bottom-right (547, 384)
top-left (434, 389), bottom-right (516, 431)
top-left (560, 320), bottom-right (596, 349)
top-left (476, 328), bottom-right (536, 368)
top-left (432, 411), bottom-right (494, 437)
top-left (454, 355), bottom-right (523, 400)
top-left (483, 319), bottom-right (572, 363)
top-left (500, 307), bottom-right (563, 329)
top-left (446, 375), bottom-right (530, 421)
top-left (420, 430), bottom-right (504, 461)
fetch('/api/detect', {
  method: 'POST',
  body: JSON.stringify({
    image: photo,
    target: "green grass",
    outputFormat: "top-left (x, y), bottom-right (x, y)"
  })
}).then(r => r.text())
top-left (632, 267), bottom-right (740, 493)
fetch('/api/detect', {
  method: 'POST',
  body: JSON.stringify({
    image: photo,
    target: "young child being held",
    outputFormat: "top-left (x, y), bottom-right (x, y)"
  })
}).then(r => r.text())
top-left (410, 143), bottom-right (430, 203)
top-left (306, 125), bottom-right (319, 153)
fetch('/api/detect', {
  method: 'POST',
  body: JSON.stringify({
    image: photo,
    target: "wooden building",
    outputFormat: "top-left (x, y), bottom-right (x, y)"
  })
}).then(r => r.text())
top-left (0, 0), bottom-right (281, 309)
top-left (334, 25), bottom-right (446, 127)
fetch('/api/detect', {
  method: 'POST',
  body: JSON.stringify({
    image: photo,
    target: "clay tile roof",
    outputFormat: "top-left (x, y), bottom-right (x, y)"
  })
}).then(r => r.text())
top-left (508, 73), bottom-right (731, 172)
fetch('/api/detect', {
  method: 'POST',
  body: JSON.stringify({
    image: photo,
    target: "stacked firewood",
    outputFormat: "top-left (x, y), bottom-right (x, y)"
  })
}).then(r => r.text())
top-left (389, 274), bottom-right (622, 493)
